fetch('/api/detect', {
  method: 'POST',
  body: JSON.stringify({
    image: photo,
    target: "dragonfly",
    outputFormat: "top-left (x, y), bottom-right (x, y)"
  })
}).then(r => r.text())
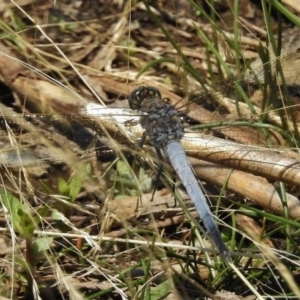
top-left (1, 70), bottom-right (300, 186)
top-left (1, 56), bottom-right (300, 252)
top-left (128, 85), bottom-right (230, 260)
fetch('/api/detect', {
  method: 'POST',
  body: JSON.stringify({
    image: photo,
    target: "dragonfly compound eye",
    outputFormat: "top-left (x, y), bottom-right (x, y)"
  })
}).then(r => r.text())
top-left (128, 86), bottom-right (162, 110)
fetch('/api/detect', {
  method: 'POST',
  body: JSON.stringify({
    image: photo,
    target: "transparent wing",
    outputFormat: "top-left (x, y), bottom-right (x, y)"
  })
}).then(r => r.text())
top-left (1, 68), bottom-right (300, 185)
top-left (1, 58), bottom-right (300, 223)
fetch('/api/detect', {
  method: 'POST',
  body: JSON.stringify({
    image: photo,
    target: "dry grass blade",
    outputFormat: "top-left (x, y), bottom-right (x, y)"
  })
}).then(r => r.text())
top-left (184, 133), bottom-right (300, 186)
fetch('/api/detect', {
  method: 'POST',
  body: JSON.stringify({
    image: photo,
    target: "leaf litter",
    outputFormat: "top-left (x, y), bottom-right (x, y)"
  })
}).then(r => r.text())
top-left (0, 1), bottom-right (300, 299)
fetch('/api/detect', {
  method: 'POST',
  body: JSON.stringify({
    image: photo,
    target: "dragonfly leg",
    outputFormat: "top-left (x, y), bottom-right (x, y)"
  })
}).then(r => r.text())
top-left (134, 194), bottom-right (143, 212)
top-left (138, 131), bottom-right (159, 202)
top-left (139, 132), bottom-right (176, 205)
top-left (170, 177), bottom-right (177, 208)
top-left (132, 131), bottom-right (152, 207)
top-left (150, 159), bottom-right (163, 202)
top-left (154, 148), bottom-right (178, 207)
top-left (132, 132), bottom-right (147, 172)
top-left (139, 131), bottom-right (147, 148)
top-left (150, 147), bottom-right (173, 207)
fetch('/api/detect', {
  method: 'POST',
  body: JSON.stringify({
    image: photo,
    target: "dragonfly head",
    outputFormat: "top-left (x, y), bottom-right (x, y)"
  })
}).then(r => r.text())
top-left (128, 86), bottom-right (163, 112)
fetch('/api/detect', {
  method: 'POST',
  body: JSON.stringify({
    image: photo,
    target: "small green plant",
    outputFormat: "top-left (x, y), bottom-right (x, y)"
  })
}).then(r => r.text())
top-left (58, 175), bottom-right (82, 206)
top-left (39, 172), bottom-right (83, 232)
top-left (0, 191), bottom-right (52, 297)
top-left (120, 38), bottom-right (136, 56)
top-left (49, 15), bottom-right (78, 32)
top-left (110, 159), bottom-right (153, 198)
top-left (51, 175), bottom-right (82, 231)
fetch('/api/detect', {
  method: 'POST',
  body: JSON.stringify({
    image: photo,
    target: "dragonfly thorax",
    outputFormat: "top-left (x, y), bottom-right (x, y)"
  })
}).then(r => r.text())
top-left (129, 86), bottom-right (184, 148)
top-left (141, 103), bottom-right (184, 148)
